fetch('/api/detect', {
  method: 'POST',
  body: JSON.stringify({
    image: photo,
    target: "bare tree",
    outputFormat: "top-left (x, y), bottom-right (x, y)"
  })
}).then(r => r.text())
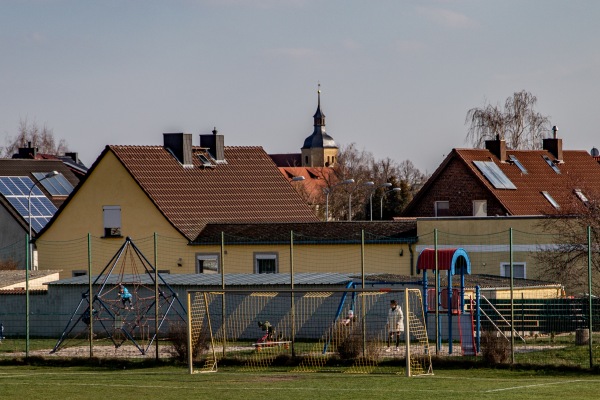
top-left (2, 118), bottom-right (69, 157)
top-left (535, 182), bottom-right (600, 296)
top-left (465, 91), bottom-right (551, 150)
top-left (323, 143), bottom-right (427, 221)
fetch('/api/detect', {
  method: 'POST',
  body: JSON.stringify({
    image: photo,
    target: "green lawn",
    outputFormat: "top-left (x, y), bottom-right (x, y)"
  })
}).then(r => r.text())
top-left (0, 365), bottom-right (599, 400)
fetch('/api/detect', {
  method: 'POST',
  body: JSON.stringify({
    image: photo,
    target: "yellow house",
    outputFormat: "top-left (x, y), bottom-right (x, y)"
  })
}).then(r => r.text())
top-left (36, 132), bottom-right (319, 278)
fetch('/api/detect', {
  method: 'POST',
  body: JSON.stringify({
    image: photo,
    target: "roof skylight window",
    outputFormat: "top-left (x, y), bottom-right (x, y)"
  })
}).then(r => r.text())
top-left (473, 161), bottom-right (517, 190)
top-left (541, 191), bottom-right (560, 209)
top-left (509, 155), bottom-right (527, 174)
top-left (198, 154), bottom-right (213, 168)
top-left (574, 189), bottom-right (589, 205)
top-left (542, 155), bottom-right (561, 174)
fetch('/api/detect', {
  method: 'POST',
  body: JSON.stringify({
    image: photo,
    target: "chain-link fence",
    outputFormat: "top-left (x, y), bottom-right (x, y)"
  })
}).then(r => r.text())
top-left (0, 226), bottom-right (598, 369)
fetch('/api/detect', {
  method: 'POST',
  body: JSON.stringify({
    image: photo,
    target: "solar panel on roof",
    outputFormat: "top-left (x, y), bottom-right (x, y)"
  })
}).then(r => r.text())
top-left (33, 172), bottom-right (73, 196)
top-left (0, 176), bottom-right (59, 233)
top-left (473, 161), bottom-right (517, 190)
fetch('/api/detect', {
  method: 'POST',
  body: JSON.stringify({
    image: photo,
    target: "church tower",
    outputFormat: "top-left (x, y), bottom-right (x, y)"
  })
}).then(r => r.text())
top-left (301, 85), bottom-right (339, 167)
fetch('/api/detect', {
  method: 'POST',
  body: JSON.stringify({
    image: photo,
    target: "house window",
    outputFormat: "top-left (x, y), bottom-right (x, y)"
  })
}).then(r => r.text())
top-left (157, 270), bottom-right (171, 275)
top-left (103, 205), bottom-right (122, 237)
top-left (500, 263), bottom-right (526, 279)
top-left (473, 200), bottom-right (487, 217)
top-left (196, 254), bottom-right (219, 274)
top-left (434, 201), bottom-right (449, 217)
top-left (255, 253), bottom-right (278, 274)
top-left (305, 156), bottom-right (309, 165)
top-left (72, 270), bottom-right (87, 277)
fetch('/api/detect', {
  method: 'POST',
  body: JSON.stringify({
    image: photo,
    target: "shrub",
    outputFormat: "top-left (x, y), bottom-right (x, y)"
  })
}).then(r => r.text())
top-left (480, 330), bottom-right (510, 364)
top-left (168, 322), bottom-right (210, 362)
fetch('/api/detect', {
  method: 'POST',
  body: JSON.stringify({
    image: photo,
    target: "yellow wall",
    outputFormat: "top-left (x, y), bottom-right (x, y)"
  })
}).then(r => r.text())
top-left (37, 150), bottom-right (415, 279)
top-left (194, 243), bottom-right (413, 275)
top-left (416, 217), bottom-right (572, 281)
top-left (38, 150), bottom-right (191, 278)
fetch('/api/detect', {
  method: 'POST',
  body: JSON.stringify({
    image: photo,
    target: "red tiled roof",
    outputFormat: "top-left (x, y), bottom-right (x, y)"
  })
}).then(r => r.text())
top-left (110, 145), bottom-right (319, 240)
top-left (278, 166), bottom-right (335, 204)
top-left (404, 146), bottom-right (600, 216)
top-left (455, 148), bottom-right (600, 215)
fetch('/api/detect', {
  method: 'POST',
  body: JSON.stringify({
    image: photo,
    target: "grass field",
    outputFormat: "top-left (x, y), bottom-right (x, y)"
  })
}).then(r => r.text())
top-left (1, 365), bottom-right (599, 400)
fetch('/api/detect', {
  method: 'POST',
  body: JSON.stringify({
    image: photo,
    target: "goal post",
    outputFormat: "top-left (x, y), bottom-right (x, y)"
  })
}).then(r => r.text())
top-left (186, 288), bottom-right (433, 376)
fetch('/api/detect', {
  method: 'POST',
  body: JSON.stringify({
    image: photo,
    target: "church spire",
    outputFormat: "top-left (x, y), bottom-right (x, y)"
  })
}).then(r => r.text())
top-left (313, 82), bottom-right (325, 126)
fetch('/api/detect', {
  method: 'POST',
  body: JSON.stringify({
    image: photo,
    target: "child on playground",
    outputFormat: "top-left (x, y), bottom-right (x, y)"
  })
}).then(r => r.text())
top-left (118, 284), bottom-right (133, 310)
top-left (340, 309), bottom-right (354, 326)
top-left (386, 299), bottom-right (404, 352)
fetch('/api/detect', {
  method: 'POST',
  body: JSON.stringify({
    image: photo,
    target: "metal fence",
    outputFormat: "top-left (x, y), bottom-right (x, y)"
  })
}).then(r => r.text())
top-left (0, 226), bottom-right (598, 369)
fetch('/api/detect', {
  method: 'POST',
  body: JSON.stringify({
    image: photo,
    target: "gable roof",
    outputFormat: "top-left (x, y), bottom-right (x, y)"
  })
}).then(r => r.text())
top-left (109, 145), bottom-right (319, 241)
top-left (403, 146), bottom-right (600, 216)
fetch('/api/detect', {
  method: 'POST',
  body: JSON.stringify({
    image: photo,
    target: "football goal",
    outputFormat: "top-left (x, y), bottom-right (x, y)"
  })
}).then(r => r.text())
top-left (186, 288), bottom-right (433, 376)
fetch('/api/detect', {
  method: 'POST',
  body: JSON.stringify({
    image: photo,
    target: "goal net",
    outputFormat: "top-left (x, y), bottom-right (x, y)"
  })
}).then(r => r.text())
top-left (187, 288), bottom-right (433, 376)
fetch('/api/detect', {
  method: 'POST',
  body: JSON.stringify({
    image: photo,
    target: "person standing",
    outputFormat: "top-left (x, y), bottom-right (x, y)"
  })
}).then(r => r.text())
top-left (386, 299), bottom-right (404, 352)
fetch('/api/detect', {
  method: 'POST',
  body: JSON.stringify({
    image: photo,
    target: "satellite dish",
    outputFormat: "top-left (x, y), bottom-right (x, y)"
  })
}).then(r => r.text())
top-left (591, 147), bottom-right (599, 157)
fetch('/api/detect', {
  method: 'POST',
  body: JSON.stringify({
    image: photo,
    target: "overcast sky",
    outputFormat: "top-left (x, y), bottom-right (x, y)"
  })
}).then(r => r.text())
top-left (2, 0), bottom-right (599, 173)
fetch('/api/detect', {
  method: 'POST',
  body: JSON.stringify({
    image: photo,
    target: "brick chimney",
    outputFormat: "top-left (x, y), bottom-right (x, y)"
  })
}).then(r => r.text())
top-left (485, 135), bottom-right (507, 162)
top-left (200, 127), bottom-right (225, 162)
top-left (543, 126), bottom-right (563, 161)
top-left (163, 133), bottom-right (193, 166)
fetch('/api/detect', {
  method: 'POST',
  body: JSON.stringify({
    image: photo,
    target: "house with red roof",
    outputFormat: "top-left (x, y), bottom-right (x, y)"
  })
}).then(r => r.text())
top-left (37, 131), bottom-right (320, 278)
top-left (402, 132), bottom-right (600, 282)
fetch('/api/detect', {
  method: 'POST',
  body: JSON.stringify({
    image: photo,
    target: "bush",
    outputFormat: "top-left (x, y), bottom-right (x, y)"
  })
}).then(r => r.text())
top-left (168, 322), bottom-right (209, 362)
top-left (480, 330), bottom-right (510, 364)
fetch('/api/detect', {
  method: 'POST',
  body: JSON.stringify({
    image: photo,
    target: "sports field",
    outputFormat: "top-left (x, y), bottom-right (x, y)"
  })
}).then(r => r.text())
top-left (0, 366), bottom-right (599, 400)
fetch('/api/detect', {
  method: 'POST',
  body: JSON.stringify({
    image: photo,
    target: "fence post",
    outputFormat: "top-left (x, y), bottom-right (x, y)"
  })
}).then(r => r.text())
top-left (25, 233), bottom-right (30, 358)
top-left (361, 230), bottom-right (366, 356)
top-left (290, 230), bottom-right (295, 357)
top-left (509, 227), bottom-right (514, 364)
top-left (588, 225), bottom-right (593, 369)
top-left (154, 232), bottom-right (159, 361)
top-left (221, 231), bottom-right (226, 357)
top-left (434, 229), bottom-right (439, 354)
top-left (475, 285), bottom-right (480, 354)
top-left (88, 233), bottom-right (93, 358)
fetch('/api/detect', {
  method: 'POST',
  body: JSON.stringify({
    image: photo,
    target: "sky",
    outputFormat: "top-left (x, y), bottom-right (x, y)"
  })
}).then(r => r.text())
top-left (1, 0), bottom-right (599, 173)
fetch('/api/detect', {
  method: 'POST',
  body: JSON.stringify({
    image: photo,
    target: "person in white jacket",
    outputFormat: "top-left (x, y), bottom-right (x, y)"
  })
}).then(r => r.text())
top-left (386, 299), bottom-right (404, 352)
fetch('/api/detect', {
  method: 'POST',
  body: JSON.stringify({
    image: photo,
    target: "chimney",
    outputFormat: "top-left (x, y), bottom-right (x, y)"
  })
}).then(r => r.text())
top-left (65, 152), bottom-right (79, 164)
top-left (163, 133), bottom-right (193, 166)
top-left (543, 126), bottom-right (563, 161)
top-left (14, 141), bottom-right (37, 159)
top-left (200, 127), bottom-right (225, 161)
top-left (485, 134), bottom-right (507, 162)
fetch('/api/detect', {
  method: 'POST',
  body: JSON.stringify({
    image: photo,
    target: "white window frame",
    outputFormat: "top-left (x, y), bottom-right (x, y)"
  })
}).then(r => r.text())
top-left (254, 252), bottom-right (278, 274)
top-left (434, 201), bottom-right (449, 217)
top-left (472, 200), bottom-right (487, 217)
top-left (196, 253), bottom-right (220, 274)
top-left (103, 205), bottom-right (122, 237)
top-left (500, 262), bottom-right (526, 279)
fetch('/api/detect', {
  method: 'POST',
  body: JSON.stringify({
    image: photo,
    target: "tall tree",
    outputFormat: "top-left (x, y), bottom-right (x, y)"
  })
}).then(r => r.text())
top-left (2, 118), bottom-right (69, 157)
top-left (465, 90), bottom-right (551, 150)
